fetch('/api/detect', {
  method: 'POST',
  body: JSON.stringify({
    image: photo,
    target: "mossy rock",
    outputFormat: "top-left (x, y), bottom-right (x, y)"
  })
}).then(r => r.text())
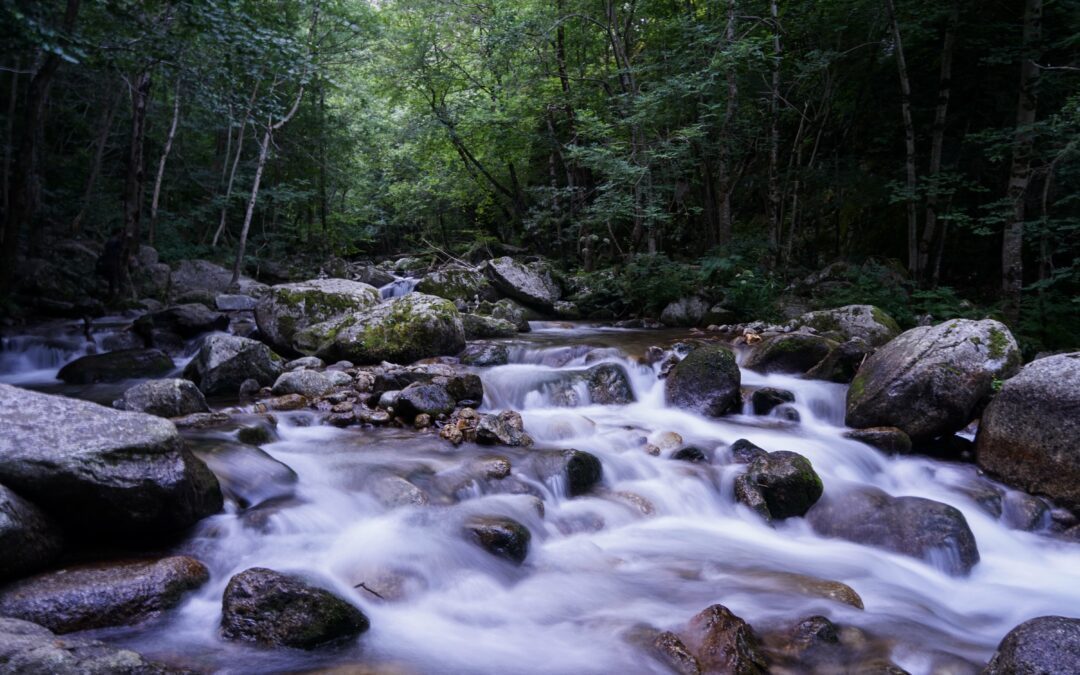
top-left (743, 333), bottom-right (839, 375)
top-left (255, 278), bottom-right (380, 355)
top-left (790, 305), bottom-right (900, 347)
top-left (665, 344), bottom-right (741, 417)
top-left (416, 264), bottom-right (498, 303)
top-left (462, 313), bottom-right (518, 340)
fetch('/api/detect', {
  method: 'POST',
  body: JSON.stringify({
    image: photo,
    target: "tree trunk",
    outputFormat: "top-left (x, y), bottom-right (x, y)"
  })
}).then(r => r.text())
top-left (1001, 0), bottom-right (1043, 324)
top-left (2, 58), bottom-right (19, 225)
top-left (716, 0), bottom-right (738, 246)
top-left (884, 0), bottom-right (919, 278)
top-left (767, 0), bottom-right (782, 260)
top-left (71, 89), bottom-right (122, 235)
top-left (149, 79), bottom-right (181, 246)
top-left (213, 80), bottom-right (260, 248)
top-left (122, 70), bottom-right (153, 269)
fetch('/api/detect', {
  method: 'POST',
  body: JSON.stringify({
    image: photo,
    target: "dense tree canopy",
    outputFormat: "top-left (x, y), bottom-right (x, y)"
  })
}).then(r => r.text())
top-left (1, 0), bottom-right (1078, 349)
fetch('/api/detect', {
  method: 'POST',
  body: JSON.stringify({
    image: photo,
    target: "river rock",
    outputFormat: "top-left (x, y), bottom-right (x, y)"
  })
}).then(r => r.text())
top-left (459, 341), bottom-right (510, 366)
top-left (478, 297), bottom-right (533, 332)
top-left (215, 294), bottom-right (258, 312)
top-left (665, 344), bottom-right (741, 417)
top-left (0, 383), bottom-right (222, 534)
top-left (298, 293), bottom-right (465, 365)
top-left (57, 348), bottom-right (174, 384)
top-left (271, 369), bottom-right (339, 398)
top-left (191, 442), bottom-right (298, 510)
top-left (220, 567), bottom-right (369, 649)
top-left (531, 449), bottom-right (603, 497)
top-left (845, 427), bottom-right (913, 455)
top-left (115, 378), bottom-right (209, 418)
top-left (806, 487), bottom-right (979, 576)
top-left (183, 334), bottom-right (284, 396)
top-left (789, 305), bottom-right (900, 347)
top-left (975, 352), bottom-right (1080, 512)
top-left (684, 604), bottom-right (769, 675)
top-left (751, 387), bottom-right (795, 415)
top-left (464, 515), bottom-right (531, 564)
top-left (146, 303), bottom-right (229, 338)
top-left (0, 557), bottom-right (209, 634)
top-left (462, 313), bottom-right (518, 339)
top-left (395, 382), bottom-right (456, 420)
top-left (484, 256), bottom-right (561, 311)
top-left (255, 278), bottom-right (380, 354)
top-left (0, 484), bottom-right (62, 582)
top-left (171, 259), bottom-right (268, 299)
top-left (846, 319), bottom-right (1021, 441)
top-left (660, 296), bottom-right (711, 328)
top-left (0, 616), bottom-right (171, 673)
top-left (416, 264), bottom-right (498, 303)
top-left (475, 410), bottom-right (532, 447)
top-left (984, 615), bottom-right (1080, 675)
top-left (735, 451), bottom-right (823, 521)
top-left (743, 333), bottom-right (839, 375)
top-left (548, 363), bottom-right (635, 406)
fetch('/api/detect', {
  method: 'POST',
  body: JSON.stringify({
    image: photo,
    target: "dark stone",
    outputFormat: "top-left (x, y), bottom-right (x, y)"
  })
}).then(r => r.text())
top-left (806, 338), bottom-right (874, 383)
top-left (652, 630), bottom-right (701, 675)
top-left (845, 427), bottom-right (913, 455)
top-left (461, 313), bottom-right (518, 339)
top-left (684, 604), bottom-right (769, 675)
top-left (532, 449), bottom-right (603, 497)
top-left (1001, 491), bottom-right (1050, 532)
top-left (743, 333), bottom-right (838, 375)
top-left (735, 451), bottom-right (823, 521)
top-left (464, 515), bottom-right (531, 564)
top-left (984, 616), bottom-right (1080, 675)
top-left (146, 304), bottom-right (229, 338)
top-left (57, 348), bottom-right (174, 384)
top-left (271, 369), bottom-right (339, 398)
top-left (0, 616), bottom-right (173, 673)
top-left (220, 567), bottom-right (369, 649)
top-left (459, 341), bottom-right (510, 367)
top-left (729, 439), bottom-right (768, 464)
top-left (474, 410), bottom-right (532, 447)
top-left (0, 557), bottom-right (209, 634)
top-left (116, 378), bottom-right (209, 418)
top-left (751, 387), bottom-right (795, 415)
top-left (0, 484), bottom-right (62, 582)
top-left (443, 372), bottom-right (484, 402)
top-left (396, 383), bottom-right (456, 420)
top-left (190, 443), bottom-right (297, 510)
top-left (787, 615), bottom-right (840, 654)
top-left (665, 345), bottom-right (741, 417)
top-left (183, 334), bottom-right (284, 396)
top-left (484, 257), bottom-right (561, 311)
top-left (672, 446), bottom-right (708, 463)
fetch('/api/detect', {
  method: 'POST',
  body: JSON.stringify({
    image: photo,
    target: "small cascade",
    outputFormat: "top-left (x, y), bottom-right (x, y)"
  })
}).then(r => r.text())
top-left (379, 276), bottom-right (419, 299)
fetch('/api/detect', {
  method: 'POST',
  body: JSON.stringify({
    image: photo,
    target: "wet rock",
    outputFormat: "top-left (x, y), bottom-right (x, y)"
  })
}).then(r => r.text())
top-left (684, 604), bottom-right (769, 675)
top-left (416, 264), bottom-right (498, 303)
top-left (57, 348), bottom-right (174, 384)
top-left (735, 451), bottom-right (823, 521)
top-left (464, 516), bottom-right (531, 564)
top-left (728, 439), bottom-right (768, 464)
top-left (220, 567), bottom-right (369, 649)
top-left (271, 369), bottom-right (339, 398)
top-left (192, 443), bottom-right (297, 509)
top-left (115, 378), bottom-right (209, 418)
top-left (661, 296), bottom-right (711, 328)
top-left (236, 423), bottom-right (276, 445)
top-left (846, 319), bottom-right (1021, 441)
top-left (0, 557), bottom-right (209, 634)
top-left (789, 305), bottom-right (901, 347)
top-left (146, 303), bottom-right (229, 338)
top-left (475, 410), bottom-right (533, 447)
top-left (672, 446), bottom-right (708, 463)
top-left (183, 334), bottom-right (284, 396)
top-left (532, 449), bottom-right (603, 497)
top-left (0, 484), bottom-right (62, 582)
top-left (396, 383), bottom-right (456, 420)
top-left (751, 387), bottom-right (795, 415)
top-left (299, 293), bottom-right (465, 365)
top-left (285, 355), bottom-right (325, 370)
top-left (0, 384), bottom-right (222, 535)
top-left (215, 294), bottom-right (257, 311)
top-left (442, 371), bottom-right (484, 402)
top-left (370, 476), bottom-right (428, 508)
top-left (665, 344), bottom-right (741, 417)
top-left (101, 330), bottom-right (146, 352)
top-left (804, 337), bottom-right (874, 383)
top-left (806, 487), bottom-right (980, 576)
top-left (477, 297), bottom-right (534, 332)
top-left (547, 362), bottom-right (636, 406)
top-left (459, 341), bottom-right (510, 366)
top-left (743, 333), bottom-right (839, 375)
top-left (653, 630), bottom-right (702, 675)
top-left (461, 313), bottom-right (518, 339)
top-left (984, 615), bottom-right (1080, 675)
top-left (263, 394), bottom-right (308, 411)
top-left (484, 256), bottom-right (561, 311)
top-left (172, 411), bottom-right (231, 429)
top-left (171, 259), bottom-right (267, 299)
top-left (845, 426), bottom-right (913, 455)
top-left (1001, 491), bottom-right (1050, 531)
top-left (255, 278), bottom-right (380, 355)
top-left (787, 615), bottom-right (840, 654)
top-left (976, 352), bottom-right (1080, 512)
top-left (0, 616), bottom-right (173, 673)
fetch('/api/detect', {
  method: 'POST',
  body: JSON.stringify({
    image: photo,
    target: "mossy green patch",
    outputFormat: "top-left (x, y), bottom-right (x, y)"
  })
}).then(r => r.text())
top-left (988, 327), bottom-right (1009, 360)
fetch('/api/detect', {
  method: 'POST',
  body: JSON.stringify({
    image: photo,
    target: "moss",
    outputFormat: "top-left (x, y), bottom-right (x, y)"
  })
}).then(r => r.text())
top-left (870, 306), bottom-right (901, 334)
top-left (987, 327), bottom-right (1009, 359)
top-left (848, 372), bottom-right (867, 402)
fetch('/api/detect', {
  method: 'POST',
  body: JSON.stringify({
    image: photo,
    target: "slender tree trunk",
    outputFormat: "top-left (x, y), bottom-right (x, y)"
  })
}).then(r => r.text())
top-left (122, 70), bottom-right (152, 264)
top-left (72, 89), bottom-right (121, 235)
top-left (1001, 0), bottom-right (1043, 324)
top-left (884, 0), bottom-right (919, 278)
top-left (149, 79), bottom-right (181, 246)
top-left (2, 58), bottom-right (19, 224)
top-left (213, 80), bottom-right (260, 248)
top-left (767, 0), bottom-right (782, 260)
top-left (716, 0), bottom-right (738, 246)
top-left (317, 83), bottom-right (328, 233)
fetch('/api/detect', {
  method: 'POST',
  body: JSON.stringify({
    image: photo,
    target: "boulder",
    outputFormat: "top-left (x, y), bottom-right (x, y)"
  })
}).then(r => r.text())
top-left (57, 348), bottom-right (174, 384)
top-left (684, 604), bottom-right (769, 675)
top-left (462, 313), bottom-right (518, 339)
top-left (750, 387), bottom-right (795, 416)
top-left (464, 516), bottom-right (531, 564)
top-left (548, 363), bottom-right (636, 407)
top-left (531, 449), bottom-right (602, 497)
top-left (183, 334), bottom-right (284, 396)
top-left (0, 557), bottom-right (209, 634)
top-left (806, 487), bottom-right (979, 576)
top-left (804, 338), bottom-right (874, 383)
top-left (735, 451), bottom-right (823, 521)
top-left (395, 383), bottom-right (456, 420)
top-left (477, 297), bottom-right (533, 332)
top-left (0, 383), bottom-right (223, 534)
top-left (976, 353), bottom-right (1080, 512)
top-left (459, 342), bottom-right (510, 367)
top-left (0, 616), bottom-right (171, 673)
top-left (115, 378), bottom-right (209, 418)
top-left (255, 278), bottom-right (380, 354)
top-left (665, 345), bottom-right (741, 417)
top-left (0, 484), bottom-right (62, 582)
top-left (660, 296), bottom-right (711, 327)
top-left (484, 257), bottom-right (561, 311)
top-left (221, 567), bottom-right (369, 649)
top-left (743, 333), bottom-right (839, 375)
top-left (984, 615), bottom-right (1080, 675)
top-left (171, 259), bottom-right (267, 299)
top-left (475, 410), bottom-right (532, 447)
top-left (215, 294), bottom-right (257, 311)
top-left (271, 369), bottom-right (341, 398)
top-left (298, 293), bottom-right (465, 365)
top-left (416, 264), bottom-right (498, 303)
top-left (145, 304), bottom-right (229, 338)
top-left (789, 305), bottom-right (900, 347)
top-left (846, 319), bottom-right (1021, 441)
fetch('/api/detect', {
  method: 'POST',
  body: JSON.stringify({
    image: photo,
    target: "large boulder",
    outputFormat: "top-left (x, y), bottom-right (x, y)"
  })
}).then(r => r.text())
top-left (484, 257), bottom-right (561, 311)
top-left (171, 259), bottom-right (267, 299)
top-left (846, 319), bottom-right (1021, 441)
top-left (0, 616), bottom-right (171, 673)
top-left (735, 451), bottom-right (823, 521)
top-left (0, 557), bottom-right (209, 634)
top-left (183, 334), bottom-right (284, 396)
top-left (984, 616), bottom-right (1080, 675)
top-left (145, 304), bottom-right (229, 338)
top-left (806, 487), bottom-right (979, 576)
top-left (660, 296), bottom-right (711, 328)
top-left (271, 369), bottom-right (349, 399)
top-left (0, 383), bottom-right (223, 534)
top-left (684, 604), bottom-right (768, 675)
top-left (220, 567), bottom-right (369, 649)
top-left (297, 293), bottom-right (466, 365)
top-left (462, 313), bottom-right (518, 339)
top-left (255, 278), bottom-right (380, 354)
top-left (57, 348), bottom-right (174, 384)
top-left (665, 345), bottom-right (741, 417)
top-left (789, 305), bottom-right (900, 347)
top-left (742, 333), bottom-right (839, 375)
top-left (395, 383), bottom-right (456, 420)
top-left (416, 264), bottom-right (498, 304)
top-left (115, 378), bottom-right (209, 418)
top-left (976, 353), bottom-right (1080, 512)
top-left (544, 363), bottom-right (636, 407)
top-left (0, 484), bottom-right (62, 582)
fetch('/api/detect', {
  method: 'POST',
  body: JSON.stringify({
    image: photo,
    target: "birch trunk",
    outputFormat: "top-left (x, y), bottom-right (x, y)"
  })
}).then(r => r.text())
top-left (149, 80), bottom-right (181, 246)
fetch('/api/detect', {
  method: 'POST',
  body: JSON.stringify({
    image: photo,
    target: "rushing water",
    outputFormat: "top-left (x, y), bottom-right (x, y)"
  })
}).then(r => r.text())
top-left (3, 321), bottom-right (1079, 673)
top-left (379, 276), bottom-right (419, 299)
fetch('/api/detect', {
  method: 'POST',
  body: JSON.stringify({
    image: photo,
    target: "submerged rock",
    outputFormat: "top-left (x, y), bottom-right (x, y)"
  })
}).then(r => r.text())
top-left (484, 256), bottom-right (561, 311)
top-left (531, 449), bottom-right (603, 497)
top-left (183, 334), bottom-right (284, 396)
top-left (191, 442), bottom-right (297, 510)
top-left (684, 604), bottom-right (769, 675)
top-left (0, 557), bottom-right (209, 634)
top-left (976, 352), bottom-right (1080, 512)
top-left (846, 319), bottom-right (1021, 441)
top-left (464, 515), bottom-right (531, 564)
top-left (0, 616), bottom-right (172, 673)
top-left (0, 383), bottom-right (222, 535)
top-left (547, 362), bottom-right (636, 407)
top-left (220, 567), bottom-right (369, 649)
top-left (255, 278), bottom-right (380, 354)
top-left (750, 387), bottom-right (795, 416)
top-left (57, 348), bottom-right (174, 384)
top-left (0, 484), bottom-right (62, 582)
top-left (665, 344), bottom-right (741, 417)
top-left (984, 615), bottom-right (1080, 675)
top-left (115, 378), bottom-right (209, 418)
top-left (735, 451), bottom-right (823, 521)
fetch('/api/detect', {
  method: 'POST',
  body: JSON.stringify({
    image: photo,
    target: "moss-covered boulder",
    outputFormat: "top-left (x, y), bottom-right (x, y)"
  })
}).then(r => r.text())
top-left (665, 344), bottom-right (741, 417)
top-left (183, 334), bottom-right (284, 396)
top-left (298, 293), bottom-right (466, 365)
top-left (416, 264), bottom-right (498, 304)
top-left (462, 313), bottom-right (518, 339)
top-left (789, 305), bottom-right (900, 347)
top-left (743, 333), bottom-right (839, 375)
top-left (735, 450), bottom-right (823, 521)
top-left (846, 319), bottom-right (1021, 441)
top-left (255, 278), bottom-right (380, 355)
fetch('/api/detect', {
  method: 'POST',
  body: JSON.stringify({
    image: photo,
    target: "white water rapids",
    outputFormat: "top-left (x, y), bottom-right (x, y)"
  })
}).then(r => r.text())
top-left (2, 321), bottom-right (1078, 673)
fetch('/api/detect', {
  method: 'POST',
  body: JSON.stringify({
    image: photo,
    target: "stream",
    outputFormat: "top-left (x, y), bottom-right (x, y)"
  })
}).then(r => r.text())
top-left (1, 320), bottom-right (1078, 674)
